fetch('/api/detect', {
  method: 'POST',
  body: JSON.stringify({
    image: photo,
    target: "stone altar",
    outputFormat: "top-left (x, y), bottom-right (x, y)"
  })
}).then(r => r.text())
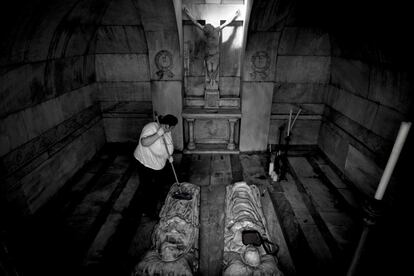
top-left (182, 108), bottom-right (241, 154)
top-left (182, 5), bottom-right (244, 153)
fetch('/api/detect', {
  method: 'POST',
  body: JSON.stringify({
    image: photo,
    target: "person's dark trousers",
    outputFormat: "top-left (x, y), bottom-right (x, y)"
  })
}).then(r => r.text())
top-left (136, 160), bottom-right (175, 216)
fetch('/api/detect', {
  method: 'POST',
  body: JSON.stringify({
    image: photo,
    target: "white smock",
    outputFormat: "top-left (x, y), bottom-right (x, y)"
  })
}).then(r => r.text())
top-left (134, 122), bottom-right (174, 170)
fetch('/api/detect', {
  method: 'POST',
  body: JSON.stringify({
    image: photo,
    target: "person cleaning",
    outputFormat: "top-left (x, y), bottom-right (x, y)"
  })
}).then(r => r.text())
top-left (134, 114), bottom-right (178, 218)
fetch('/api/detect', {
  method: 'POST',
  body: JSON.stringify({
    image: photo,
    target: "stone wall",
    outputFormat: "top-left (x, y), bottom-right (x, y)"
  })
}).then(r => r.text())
top-left (95, 0), bottom-right (184, 150)
top-left (0, 0), bottom-right (108, 217)
top-left (319, 37), bottom-right (413, 198)
top-left (0, 0), bottom-right (185, 219)
top-left (240, 1), bottom-right (330, 151)
top-left (269, 26), bottom-right (330, 147)
top-left (93, 0), bottom-right (152, 144)
top-left (240, 0), bottom-right (413, 203)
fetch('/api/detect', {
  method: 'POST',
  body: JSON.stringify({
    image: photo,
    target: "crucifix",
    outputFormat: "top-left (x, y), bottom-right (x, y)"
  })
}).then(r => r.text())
top-left (183, 6), bottom-right (240, 93)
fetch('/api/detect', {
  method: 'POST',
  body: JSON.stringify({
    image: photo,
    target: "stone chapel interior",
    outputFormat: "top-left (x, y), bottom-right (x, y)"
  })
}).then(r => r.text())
top-left (0, 0), bottom-right (412, 276)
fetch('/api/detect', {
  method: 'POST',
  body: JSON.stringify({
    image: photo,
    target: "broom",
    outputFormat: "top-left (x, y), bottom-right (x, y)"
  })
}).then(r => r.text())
top-left (154, 112), bottom-right (192, 201)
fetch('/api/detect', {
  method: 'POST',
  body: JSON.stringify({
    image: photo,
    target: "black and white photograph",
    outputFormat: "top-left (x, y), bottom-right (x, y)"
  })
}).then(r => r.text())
top-left (1, 0), bottom-right (412, 275)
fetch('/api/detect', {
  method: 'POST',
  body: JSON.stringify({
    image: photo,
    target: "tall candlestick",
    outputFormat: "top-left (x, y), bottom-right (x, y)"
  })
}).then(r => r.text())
top-left (374, 121), bottom-right (411, 200)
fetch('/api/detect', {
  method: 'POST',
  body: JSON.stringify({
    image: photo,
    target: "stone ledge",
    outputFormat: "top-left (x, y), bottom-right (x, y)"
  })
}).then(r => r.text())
top-left (184, 97), bottom-right (240, 108)
top-left (270, 114), bottom-right (322, 120)
top-left (182, 108), bottom-right (242, 119)
top-left (183, 143), bottom-right (239, 154)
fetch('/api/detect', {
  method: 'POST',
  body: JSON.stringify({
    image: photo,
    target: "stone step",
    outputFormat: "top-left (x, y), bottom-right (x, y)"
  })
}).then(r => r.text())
top-left (84, 170), bottom-right (140, 265)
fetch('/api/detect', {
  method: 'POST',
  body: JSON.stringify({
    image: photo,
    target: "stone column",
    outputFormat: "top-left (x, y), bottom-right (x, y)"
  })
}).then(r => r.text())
top-left (187, 118), bottom-right (196, 150)
top-left (227, 118), bottom-right (237, 150)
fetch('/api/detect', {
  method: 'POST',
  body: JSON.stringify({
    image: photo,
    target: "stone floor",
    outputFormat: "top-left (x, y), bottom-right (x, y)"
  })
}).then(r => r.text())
top-left (5, 143), bottom-right (368, 276)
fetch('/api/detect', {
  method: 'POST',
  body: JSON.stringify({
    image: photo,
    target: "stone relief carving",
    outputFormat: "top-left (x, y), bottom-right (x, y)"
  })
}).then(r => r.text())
top-left (155, 50), bottom-right (174, 80)
top-left (133, 182), bottom-right (200, 276)
top-left (223, 182), bottom-right (283, 275)
top-left (250, 51), bottom-right (270, 80)
top-left (183, 6), bottom-right (240, 89)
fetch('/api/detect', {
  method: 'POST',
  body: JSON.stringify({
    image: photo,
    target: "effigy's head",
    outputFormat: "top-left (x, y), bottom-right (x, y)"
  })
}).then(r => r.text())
top-left (203, 24), bottom-right (215, 36)
top-left (155, 217), bottom-right (196, 261)
top-left (243, 245), bottom-right (261, 267)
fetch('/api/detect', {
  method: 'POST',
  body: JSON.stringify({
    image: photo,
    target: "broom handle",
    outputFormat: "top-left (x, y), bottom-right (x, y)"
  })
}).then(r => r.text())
top-left (155, 113), bottom-right (180, 185)
top-left (162, 136), bottom-right (180, 185)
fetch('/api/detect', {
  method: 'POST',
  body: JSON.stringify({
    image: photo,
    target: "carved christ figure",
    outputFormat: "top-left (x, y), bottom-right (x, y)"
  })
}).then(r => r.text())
top-left (183, 6), bottom-right (240, 88)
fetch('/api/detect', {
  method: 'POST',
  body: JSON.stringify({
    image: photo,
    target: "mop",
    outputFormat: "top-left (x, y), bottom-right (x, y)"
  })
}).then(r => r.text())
top-left (154, 112), bottom-right (192, 201)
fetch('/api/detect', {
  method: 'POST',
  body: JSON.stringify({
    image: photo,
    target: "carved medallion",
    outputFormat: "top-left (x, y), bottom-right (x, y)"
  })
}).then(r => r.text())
top-left (155, 50), bottom-right (174, 79)
top-left (250, 51), bottom-right (270, 80)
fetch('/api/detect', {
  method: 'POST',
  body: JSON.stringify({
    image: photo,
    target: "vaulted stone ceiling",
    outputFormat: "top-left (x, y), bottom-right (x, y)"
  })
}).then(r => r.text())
top-left (0, 0), bottom-right (180, 70)
top-left (1, 0), bottom-right (412, 68)
top-left (248, 0), bottom-right (413, 67)
top-left (0, 0), bottom-right (180, 117)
